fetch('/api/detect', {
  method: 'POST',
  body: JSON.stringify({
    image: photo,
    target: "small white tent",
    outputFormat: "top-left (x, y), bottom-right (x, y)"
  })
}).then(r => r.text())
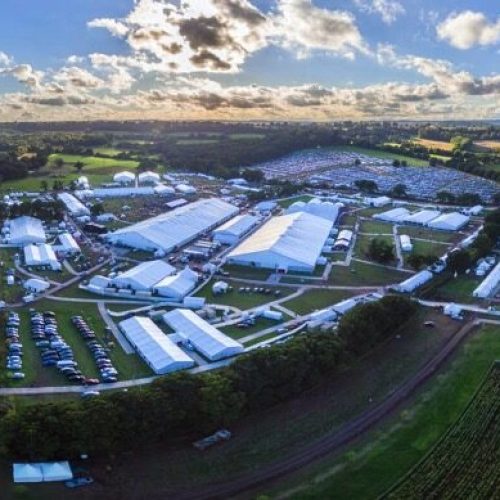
top-left (40, 461), bottom-right (73, 482)
top-left (13, 463), bottom-right (43, 483)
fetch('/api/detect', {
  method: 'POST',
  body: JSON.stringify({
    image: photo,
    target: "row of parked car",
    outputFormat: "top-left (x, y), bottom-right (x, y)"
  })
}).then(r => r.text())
top-left (30, 310), bottom-right (90, 385)
top-left (71, 316), bottom-right (118, 383)
top-left (5, 311), bottom-right (25, 379)
top-left (238, 287), bottom-right (281, 296)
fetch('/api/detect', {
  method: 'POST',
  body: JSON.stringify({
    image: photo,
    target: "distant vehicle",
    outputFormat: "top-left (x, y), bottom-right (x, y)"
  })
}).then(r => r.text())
top-left (81, 390), bottom-right (100, 398)
top-left (65, 477), bottom-right (94, 488)
top-left (424, 321), bottom-right (436, 328)
top-left (193, 429), bottom-right (232, 451)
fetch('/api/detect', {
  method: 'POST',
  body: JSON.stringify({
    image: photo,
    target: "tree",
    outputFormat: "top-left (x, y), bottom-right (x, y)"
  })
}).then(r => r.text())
top-left (390, 183), bottom-right (407, 198)
top-left (392, 159), bottom-right (401, 167)
top-left (436, 191), bottom-right (456, 204)
top-left (367, 238), bottom-right (394, 264)
top-left (90, 202), bottom-right (104, 217)
top-left (407, 253), bottom-right (436, 271)
top-left (40, 180), bottom-right (48, 192)
top-left (447, 249), bottom-right (472, 274)
top-left (74, 161), bottom-right (84, 172)
top-left (241, 168), bottom-right (264, 183)
top-left (54, 157), bottom-right (64, 171)
top-left (354, 179), bottom-right (378, 193)
top-left (472, 233), bottom-right (493, 259)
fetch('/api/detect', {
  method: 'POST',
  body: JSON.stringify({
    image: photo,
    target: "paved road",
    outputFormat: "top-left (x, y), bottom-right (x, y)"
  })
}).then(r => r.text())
top-left (174, 318), bottom-right (496, 500)
top-left (97, 301), bottom-right (134, 354)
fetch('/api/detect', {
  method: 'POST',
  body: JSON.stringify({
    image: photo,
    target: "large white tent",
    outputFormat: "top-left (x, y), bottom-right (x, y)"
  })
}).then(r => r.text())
top-left (119, 316), bottom-right (195, 374)
top-left (373, 207), bottom-right (410, 223)
top-left (227, 212), bottom-right (333, 273)
top-left (427, 212), bottom-right (470, 231)
top-left (153, 267), bottom-right (198, 300)
top-left (112, 260), bottom-right (175, 290)
top-left (40, 462), bottom-right (73, 482)
top-left (212, 214), bottom-right (260, 245)
top-left (105, 198), bottom-right (239, 253)
top-left (13, 463), bottom-right (44, 483)
top-left (395, 270), bottom-right (433, 293)
top-left (473, 262), bottom-right (500, 298)
top-left (4, 216), bottom-right (46, 245)
top-left (24, 278), bottom-right (50, 293)
top-left (138, 171), bottom-right (160, 184)
top-left (286, 198), bottom-right (343, 223)
top-left (56, 232), bottom-right (80, 255)
top-left (24, 244), bottom-right (61, 270)
top-left (113, 171), bottom-right (136, 184)
top-left (402, 210), bottom-right (441, 226)
top-left (163, 309), bottom-right (244, 361)
top-left (57, 192), bottom-right (90, 216)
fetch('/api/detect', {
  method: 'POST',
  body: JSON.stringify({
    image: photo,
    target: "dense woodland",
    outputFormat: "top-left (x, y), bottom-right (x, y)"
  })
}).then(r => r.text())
top-left (0, 296), bottom-right (417, 460)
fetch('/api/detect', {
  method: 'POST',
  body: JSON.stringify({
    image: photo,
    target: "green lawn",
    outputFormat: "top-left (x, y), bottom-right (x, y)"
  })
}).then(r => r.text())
top-left (278, 324), bottom-right (500, 499)
top-left (48, 153), bottom-right (140, 170)
top-left (359, 219), bottom-right (393, 234)
top-left (330, 145), bottom-right (429, 167)
top-left (92, 147), bottom-right (128, 157)
top-left (283, 289), bottom-right (358, 315)
top-left (195, 280), bottom-right (292, 310)
top-left (220, 317), bottom-right (278, 340)
top-left (329, 260), bottom-right (409, 286)
top-left (176, 139), bottom-right (220, 145)
top-left (221, 264), bottom-right (272, 281)
top-left (400, 226), bottom-right (459, 243)
top-left (0, 248), bottom-right (24, 303)
top-left (430, 274), bottom-right (483, 304)
top-left (409, 239), bottom-right (449, 259)
top-left (354, 234), bottom-right (395, 262)
top-left (229, 133), bottom-right (266, 140)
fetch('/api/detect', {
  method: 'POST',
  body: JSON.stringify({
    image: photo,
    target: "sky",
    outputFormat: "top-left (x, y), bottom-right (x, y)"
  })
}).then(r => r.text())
top-left (0, 0), bottom-right (498, 121)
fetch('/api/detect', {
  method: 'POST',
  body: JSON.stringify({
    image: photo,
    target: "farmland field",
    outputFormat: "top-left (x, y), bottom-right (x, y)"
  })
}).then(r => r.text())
top-left (412, 138), bottom-right (454, 152)
top-left (474, 140), bottom-right (500, 151)
top-left (387, 362), bottom-right (500, 499)
top-left (331, 145), bottom-right (429, 167)
top-left (48, 153), bottom-right (140, 170)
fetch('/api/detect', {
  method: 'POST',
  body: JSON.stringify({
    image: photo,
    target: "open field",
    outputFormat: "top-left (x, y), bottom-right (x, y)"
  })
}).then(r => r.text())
top-left (276, 324), bottom-right (500, 500)
top-left (429, 274), bottom-right (482, 304)
top-left (408, 239), bottom-right (449, 258)
top-left (176, 139), bottom-right (220, 145)
top-left (354, 234), bottom-right (395, 262)
top-left (328, 260), bottom-right (409, 286)
top-left (282, 289), bottom-right (358, 315)
top-left (412, 138), bottom-right (454, 152)
top-left (0, 248), bottom-right (24, 303)
top-left (400, 226), bottom-right (460, 243)
top-left (48, 153), bottom-right (140, 170)
top-left (221, 264), bottom-right (272, 281)
top-left (220, 317), bottom-right (278, 340)
top-left (387, 362), bottom-right (499, 499)
top-left (474, 140), bottom-right (500, 151)
top-left (92, 147), bottom-right (128, 157)
top-left (4, 308), bottom-right (463, 499)
top-left (195, 280), bottom-right (292, 310)
top-left (331, 145), bottom-right (429, 167)
top-left (359, 219), bottom-right (393, 234)
top-left (229, 133), bottom-right (266, 140)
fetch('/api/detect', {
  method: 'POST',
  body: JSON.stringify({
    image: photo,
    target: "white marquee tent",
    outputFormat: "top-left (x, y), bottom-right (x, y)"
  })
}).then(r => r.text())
top-left (138, 171), bottom-right (160, 184)
top-left (396, 270), bottom-right (433, 293)
top-left (105, 198), bottom-right (239, 253)
top-left (24, 244), bottom-right (61, 270)
top-left (57, 192), bottom-right (90, 216)
top-left (373, 207), bottom-right (411, 223)
top-left (427, 212), bottom-right (470, 231)
top-left (163, 308), bottom-right (244, 361)
top-left (112, 260), bottom-right (175, 290)
top-left (473, 262), bottom-right (500, 298)
top-left (40, 462), bottom-right (73, 482)
top-left (286, 198), bottom-right (343, 223)
top-left (153, 267), bottom-right (199, 300)
top-left (212, 214), bottom-right (260, 245)
top-left (113, 171), bottom-right (136, 184)
top-left (13, 463), bottom-right (44, 483)
top-left (4, 216), bottom-right (46, 245)
top-left (402, 210), bottom-right (441, 226)
top-left (119, 316), bottom-right (195, 374)
top-left (227, 212), bottom-right (333, 273)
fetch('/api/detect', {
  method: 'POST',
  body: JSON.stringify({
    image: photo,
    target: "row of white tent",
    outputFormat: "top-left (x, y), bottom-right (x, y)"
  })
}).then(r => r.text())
top-left (13, 461), bottom-right (72, 483)
top-left (88, 260), bottom-right (199, 301)
top-left (119, 309), bottom-right (244, 374)
top-left (473, 262), bottom-right (500, 298)
top-left (374, 208), bottom-right (470, 231)
top-left (2, 216), bottom-right (46, 245)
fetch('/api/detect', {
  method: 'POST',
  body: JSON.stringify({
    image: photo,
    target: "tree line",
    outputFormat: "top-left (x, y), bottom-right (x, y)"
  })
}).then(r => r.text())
top-left (0, 296), bottom-right (417, 460)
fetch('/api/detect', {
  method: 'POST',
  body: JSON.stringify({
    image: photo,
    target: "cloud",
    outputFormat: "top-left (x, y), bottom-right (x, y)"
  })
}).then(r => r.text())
top-left (88, 18), bottom-right (129, 37)
top-left (0, 64), bottom-right (44, 88)
top-left (273, 0), bottom-right (367, 59)
top-left (53, 66), bottom-right (104, 89)
top-left (0, 51), bottom-right (12, 67)
top-left (437, 11), bottom-right (500, 49)
top-left (354, 0), bottom-right (405, 24)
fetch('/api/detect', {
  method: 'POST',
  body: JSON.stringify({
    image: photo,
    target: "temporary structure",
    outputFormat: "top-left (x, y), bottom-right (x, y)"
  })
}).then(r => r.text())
top-left (40, 462), bottom-right (73, 482)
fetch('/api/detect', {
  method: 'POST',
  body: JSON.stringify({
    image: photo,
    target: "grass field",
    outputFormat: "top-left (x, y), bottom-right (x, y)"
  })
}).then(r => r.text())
top-left (92, 147), bottom-right (128, 157)
top-left (413, 138), bottom-right (454, 152)
top-left (329, 260), bottom-right (409, 286)
top-left (282, 289), bottom-right (358, 315)
top-left (474, 140), bottom-right (500, 151)
top-left (387, 363), bottom-right (499, 499)
top-left (229, 133), bottom-right (266, 140)
top-left (359, 219), bottom-right (393, 234)
top-left (195, 280), bottom-right (292, 310)
top-left (401, 226), bottom-right (459, 243)
top-left (408, 239), bottom-right (448, 259)
top-left (48, 153), bottom-right (140, 170)
top-left (354, 234), bottom-right (395, 262)
top-left (331, 145), bottom-right (428, 167)
top-left (430, 274), bottom-right (482, 304)
top-left (0, 248), bottom-right (24, 303)
top-left (277, 324), bottom-right (500, 499)
top-left (220, 317), bottom-right (278, 340)
top-left (221, 264), bottom-right (272, 281)
top-left (176, 139), bottom-right (220, 145)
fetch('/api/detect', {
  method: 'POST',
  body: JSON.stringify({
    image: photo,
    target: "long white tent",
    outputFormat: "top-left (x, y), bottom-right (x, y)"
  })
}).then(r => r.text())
top-left (57, 192), bottom-right (90, 216)
top-left (13, 461), bottom-right (72, 483)
top-left (473, 262), bottom-right (500, 298)
top-left (286, 198), bottom-right (343, 223)
top-left (427, 212), bottom-right (469, 231)
top-left (119, 316), bottom-right (195, 374)
top-left (373, 207), bottom-right (410, 223)
top-left (153, 267), bottom-right (199, 300)
top-left (227, 212), bottom-right (333, 273)
top-left (163, 309), bottom-right (244, 361)
top-left (402, 210), bottom-right (441, 225)
top-left (105, 198), bottom-right (239, 253)
top-left (112, 260), bottom-right (175, 290)
top-left (395, 270), bottom-right (433, 293)
top-left (213, 214), bottom-right (260, 245)
top-left (4, 216), bottom-right (46, 245)
top-left (24, 244), bottom-right (61, 270)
